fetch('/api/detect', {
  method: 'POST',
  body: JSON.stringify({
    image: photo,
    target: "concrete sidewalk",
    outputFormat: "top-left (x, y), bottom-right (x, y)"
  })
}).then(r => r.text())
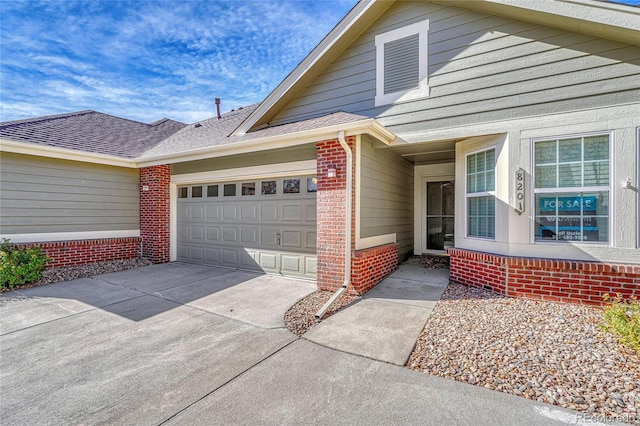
top-left (304, 264), bottom-right (449, 365)
top-left (1, 263), bottom-right (597, 425)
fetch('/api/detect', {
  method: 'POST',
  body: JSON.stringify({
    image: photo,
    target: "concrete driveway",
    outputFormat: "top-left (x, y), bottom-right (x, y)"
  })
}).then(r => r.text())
top-left (1, 263), bottom-right (585, 425)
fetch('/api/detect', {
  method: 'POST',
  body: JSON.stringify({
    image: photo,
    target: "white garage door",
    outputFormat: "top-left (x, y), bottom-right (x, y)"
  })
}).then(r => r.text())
top-left (177, 175), bottom-right (317, 279)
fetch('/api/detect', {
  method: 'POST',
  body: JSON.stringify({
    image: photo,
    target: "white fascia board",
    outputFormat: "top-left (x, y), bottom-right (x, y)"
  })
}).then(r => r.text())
top-left (232, 0), bottom-right (378, 136)
top-left (0, 139), bottom-right (137, 168)
top-left (1, 230), bottom-right (140, 244)
top-left (137, 119), bottom-right (396, 167)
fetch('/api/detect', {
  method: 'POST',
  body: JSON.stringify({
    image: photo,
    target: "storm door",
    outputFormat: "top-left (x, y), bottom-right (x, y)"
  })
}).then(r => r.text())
top-left (425, 181), bottom-right (454, 251)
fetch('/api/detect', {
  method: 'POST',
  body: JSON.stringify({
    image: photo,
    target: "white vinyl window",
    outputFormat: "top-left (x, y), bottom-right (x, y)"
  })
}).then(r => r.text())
top-left (466, 148), bottom-right (496, 239)
top-left (374, 19), bottom-right (429, 107)
top-left (533, 134), bottom-right (610, 243)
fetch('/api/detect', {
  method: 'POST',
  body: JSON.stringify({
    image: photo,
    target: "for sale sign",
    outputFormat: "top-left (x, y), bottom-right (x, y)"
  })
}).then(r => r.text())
top-left (538, 195), bottom-right (598, 241)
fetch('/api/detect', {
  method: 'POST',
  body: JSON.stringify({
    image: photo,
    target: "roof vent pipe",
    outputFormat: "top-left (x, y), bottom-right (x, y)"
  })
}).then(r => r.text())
top-left (215, 98), bottom-right (221, 119)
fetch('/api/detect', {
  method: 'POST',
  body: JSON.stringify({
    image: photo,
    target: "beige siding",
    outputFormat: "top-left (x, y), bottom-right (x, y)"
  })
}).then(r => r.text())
top-left (359, 135), bottom-right (414, 258)
top-left (270, 1), bottom-right (640, 134)
top-left (172, 145), bottom-right (317, 175)
top-left (0, 152), bottom-right (139, 234)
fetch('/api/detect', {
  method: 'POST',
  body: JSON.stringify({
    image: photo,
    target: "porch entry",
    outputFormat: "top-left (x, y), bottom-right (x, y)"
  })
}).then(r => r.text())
top-left (425, 181), bottom-right (454, 251)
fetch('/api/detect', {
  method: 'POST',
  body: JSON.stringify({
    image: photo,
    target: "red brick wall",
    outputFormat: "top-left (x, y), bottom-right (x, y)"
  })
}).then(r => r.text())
top-left (316, 137), bottom-right (356, 292)
top-left (18, 238), bottom-right (141, 268)
top-left (351, 243), bottom-right (398, 294)
top-left (140, 165), bottom-right (171, 263)
top-left (449, 248), bottom-right (640, 306)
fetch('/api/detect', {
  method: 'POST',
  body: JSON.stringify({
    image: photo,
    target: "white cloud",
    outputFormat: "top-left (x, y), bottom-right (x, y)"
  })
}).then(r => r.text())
top-left (0, 0), bottom-right (358, 123)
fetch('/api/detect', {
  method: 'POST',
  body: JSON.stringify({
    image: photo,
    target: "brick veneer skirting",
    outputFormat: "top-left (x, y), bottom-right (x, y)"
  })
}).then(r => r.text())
top-left (18, 238), bottom-right (141, 268)
top-left (448, 248), bottom-right (640, 306)
top-left (350, 243), bottom-right (398, 295)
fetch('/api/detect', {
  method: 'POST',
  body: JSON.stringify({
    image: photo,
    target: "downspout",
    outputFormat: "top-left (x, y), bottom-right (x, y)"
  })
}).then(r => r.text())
top-left (316, 131), bottom-right (352, 319)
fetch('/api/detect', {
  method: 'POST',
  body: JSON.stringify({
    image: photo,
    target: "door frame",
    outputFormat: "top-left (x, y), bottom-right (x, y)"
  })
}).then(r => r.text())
top-left (413, 163), bottom-right (455, 255)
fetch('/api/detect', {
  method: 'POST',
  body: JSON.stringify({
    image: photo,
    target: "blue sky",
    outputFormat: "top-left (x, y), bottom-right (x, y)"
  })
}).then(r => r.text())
top-left (0, 0), bottom-right (357, 124)
top-left (1, 1), bottom-right (637, 124)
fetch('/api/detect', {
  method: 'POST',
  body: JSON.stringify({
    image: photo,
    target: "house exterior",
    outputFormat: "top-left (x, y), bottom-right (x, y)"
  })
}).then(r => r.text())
top-left (1, 0), bottom-right (639, 305)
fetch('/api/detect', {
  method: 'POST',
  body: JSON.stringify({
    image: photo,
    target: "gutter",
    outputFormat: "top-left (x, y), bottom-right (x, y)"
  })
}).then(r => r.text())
top-left (316, 130), bottom-right (353, 319)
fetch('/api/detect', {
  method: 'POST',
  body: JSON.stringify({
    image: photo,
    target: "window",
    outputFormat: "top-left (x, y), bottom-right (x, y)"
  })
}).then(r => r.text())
top-left (534, 134), bottom-right (610, 243)
top-left (178, 187), bottom-right (188, 198)
top-left (207, 185), bottom-right (219, 197)
top-left (374, 19), bottom-right (429, 107)
top-left (191, 186), bottom-right (203, 198)
top-left (283, 179), bottom-right (300, 194)
top-left (261, 181), bottom-right (277, 195)
top-left (307, 177), bottom-right (318, 193)
top-left (466, 148), bottom-right (495, 239)
top-left (223, 184), bottom-right (236, 197)
top-left (242, 182), bottom-right (255, 196)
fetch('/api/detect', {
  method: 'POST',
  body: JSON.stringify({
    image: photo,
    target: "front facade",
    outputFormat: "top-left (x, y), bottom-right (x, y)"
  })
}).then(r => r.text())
top-left (1, 0), bottom-right (639, 305)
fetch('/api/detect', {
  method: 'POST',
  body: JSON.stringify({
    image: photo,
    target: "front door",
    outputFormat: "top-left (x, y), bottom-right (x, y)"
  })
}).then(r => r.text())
top-left (425, 181), bottom-right (454, 251)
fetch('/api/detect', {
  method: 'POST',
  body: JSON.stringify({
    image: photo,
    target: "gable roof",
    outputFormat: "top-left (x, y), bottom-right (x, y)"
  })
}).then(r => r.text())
top-left (233, 0), bottom-right (640, 136)
top-left (138, 107), bottom-right (393, 165)
top-left (0, 110), bottom-right (186, 159)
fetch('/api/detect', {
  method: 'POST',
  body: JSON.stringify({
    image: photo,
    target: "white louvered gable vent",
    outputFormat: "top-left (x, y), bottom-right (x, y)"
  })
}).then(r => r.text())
top-left (375, 19), bottom-right (429, 107)
top-left (384, 33), bottom-right (419, 94)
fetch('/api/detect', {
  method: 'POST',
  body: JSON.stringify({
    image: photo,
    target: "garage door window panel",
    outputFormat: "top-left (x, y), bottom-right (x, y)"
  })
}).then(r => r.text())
top-left (224, 184), bottom-right (236, 197)
top-left (207, 185), bottom-right (219, 197)
top-left (262, 180), bottom-right (277, 195)
top-left (242, 182), bottom-right (256, 196)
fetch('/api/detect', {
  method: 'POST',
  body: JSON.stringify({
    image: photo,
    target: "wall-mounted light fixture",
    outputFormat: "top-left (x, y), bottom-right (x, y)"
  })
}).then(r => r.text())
top-left (327, 166), bottom-right (337, 178)
top-left (142, 185), bottom-right (150, 192)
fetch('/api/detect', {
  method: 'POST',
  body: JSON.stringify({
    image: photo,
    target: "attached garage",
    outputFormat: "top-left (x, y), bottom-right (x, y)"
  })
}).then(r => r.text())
top-left (176, 175), bottom-right (317, 279)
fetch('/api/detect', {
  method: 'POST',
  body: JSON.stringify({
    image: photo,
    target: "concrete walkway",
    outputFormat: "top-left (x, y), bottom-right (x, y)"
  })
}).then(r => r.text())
top-left (1, 263), bottom-right (595, 425)
top-left (304, 263), bottom-right (449, 365)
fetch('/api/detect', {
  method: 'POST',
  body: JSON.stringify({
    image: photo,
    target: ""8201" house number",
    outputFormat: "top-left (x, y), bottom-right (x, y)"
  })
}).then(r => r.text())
top-left (515, 168), bottom-right (525, 215)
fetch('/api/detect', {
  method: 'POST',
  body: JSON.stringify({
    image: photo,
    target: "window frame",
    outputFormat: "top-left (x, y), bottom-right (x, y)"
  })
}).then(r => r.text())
top-left (374, 19), bottom-right (429, 107)
top-left (465, 146), bottom-right (497, 240)
top-left (530, 131), bottom-right (612, 245)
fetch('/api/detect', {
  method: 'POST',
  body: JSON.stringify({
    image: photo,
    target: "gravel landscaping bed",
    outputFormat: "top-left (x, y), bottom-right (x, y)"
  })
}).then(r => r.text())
top-left (284, 290), bottom-right (359, 336)
top-left (1, 258), bottom-right (152, 292)
top-left (407, 282), bottom-right (640, 424)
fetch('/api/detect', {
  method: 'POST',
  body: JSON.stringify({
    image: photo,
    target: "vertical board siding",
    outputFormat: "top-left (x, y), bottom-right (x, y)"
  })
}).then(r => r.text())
top-left (269, 1), bottom-right (640, 134)
top-left (359, 136), bottom-right (413, 257)
top-left (0, 152), bottom-right (139, 234)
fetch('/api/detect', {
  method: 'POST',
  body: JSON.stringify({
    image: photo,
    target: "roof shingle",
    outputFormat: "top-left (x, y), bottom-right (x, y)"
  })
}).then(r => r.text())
top-left (0, 110), bottom-right (186, 159)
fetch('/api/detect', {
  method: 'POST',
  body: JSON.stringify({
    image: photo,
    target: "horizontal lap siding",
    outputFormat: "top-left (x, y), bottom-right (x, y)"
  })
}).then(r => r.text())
top-left (270, 2), bottom-right (640, 132)
top-left (0, 152), bottom-right (139, 234)
top-left (172, 145), bottom-right (317, 175)
top-left (359, 135), bottom-right (413, 258)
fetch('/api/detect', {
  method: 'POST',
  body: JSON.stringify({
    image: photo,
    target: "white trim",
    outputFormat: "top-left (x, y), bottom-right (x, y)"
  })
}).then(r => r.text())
top-left (0, 230), bottom-right (140, 244)
top-left (0, 139), bottom-right (138, 168)
top-left (355, 234), bottom-right (397, 251)
top-left (420, 176), bottom-right (456, 254)
top-left (139, 119), bottom-right (395, 166)
top-left (530, 131), bottom-right (613, 246)
top-left (171, 160), bottom-right (317, 185)
top-left (170, 184), bottom-right (178, 262)
top-left (374, 19), bottom-right (429, 107)
top-left (464, 146), bottom-right (497, 240)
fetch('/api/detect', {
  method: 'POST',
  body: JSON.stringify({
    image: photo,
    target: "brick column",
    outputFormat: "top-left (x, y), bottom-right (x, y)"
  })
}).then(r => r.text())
top-left (140, 165), bottom-right (171, 263)
top-left (316, 137), bottom-right (356, 292)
